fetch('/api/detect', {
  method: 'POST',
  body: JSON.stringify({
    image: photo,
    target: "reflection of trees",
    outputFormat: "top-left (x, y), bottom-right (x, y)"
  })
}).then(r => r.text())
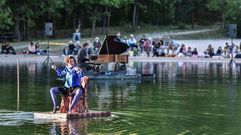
top-left (89, 80), bottom-right (139, 110)
top-left (135, 62), bottom-right (241, 88)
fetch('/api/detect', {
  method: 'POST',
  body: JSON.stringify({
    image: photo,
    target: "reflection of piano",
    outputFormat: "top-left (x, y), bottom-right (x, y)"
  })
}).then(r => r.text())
top-left (90, 35), bottom-right (129, 71)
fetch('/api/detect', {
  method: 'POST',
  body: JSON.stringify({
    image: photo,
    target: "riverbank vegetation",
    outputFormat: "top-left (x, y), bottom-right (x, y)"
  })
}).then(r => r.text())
top-left (0, 0), bottom-right (240, 41)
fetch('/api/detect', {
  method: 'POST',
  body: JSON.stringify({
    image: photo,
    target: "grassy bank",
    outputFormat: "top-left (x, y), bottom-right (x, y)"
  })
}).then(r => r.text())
top-left (8, 25), bottom-right (227, 55)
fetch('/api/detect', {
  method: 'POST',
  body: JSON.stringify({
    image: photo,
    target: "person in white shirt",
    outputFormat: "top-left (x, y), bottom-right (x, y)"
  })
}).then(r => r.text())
top-left (28, 41), bottom-right (36, 54)
top-left (128, 34), bottom-right (137, 51)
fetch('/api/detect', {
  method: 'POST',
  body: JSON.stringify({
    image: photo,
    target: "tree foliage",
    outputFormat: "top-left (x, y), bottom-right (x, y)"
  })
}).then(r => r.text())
top-left (0, 0), bottom-right (12, 30)
top-left (1, 0), bottom-right (241, 39)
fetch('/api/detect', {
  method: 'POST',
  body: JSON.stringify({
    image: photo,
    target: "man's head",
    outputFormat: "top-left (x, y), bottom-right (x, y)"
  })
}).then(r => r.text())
top-left (83, 42), bottom-right (89, 48)
top-left (95, 37), bottom-right (99, 42)
top-left (116, 31), bottom-right (121, 37)
top-left (64, 55), bottom-right (76, 68)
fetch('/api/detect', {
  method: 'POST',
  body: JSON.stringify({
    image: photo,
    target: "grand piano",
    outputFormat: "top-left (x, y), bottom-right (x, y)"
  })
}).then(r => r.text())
top-left (90, 35), bottom-right (129, 72)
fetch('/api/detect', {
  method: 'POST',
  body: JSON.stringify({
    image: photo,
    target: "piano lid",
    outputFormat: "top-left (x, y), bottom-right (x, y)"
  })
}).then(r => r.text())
top-left (98, 35), bottom-right (129, 55)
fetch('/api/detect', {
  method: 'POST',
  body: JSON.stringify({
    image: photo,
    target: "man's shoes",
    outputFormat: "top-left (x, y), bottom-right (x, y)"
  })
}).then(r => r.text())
top-left (52, 106), bottom-right (59, 113)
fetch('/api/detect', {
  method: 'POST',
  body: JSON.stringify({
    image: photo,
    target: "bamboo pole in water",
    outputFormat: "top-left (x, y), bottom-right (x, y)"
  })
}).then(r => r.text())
top-left (17, 58), bottom-right (19, 110)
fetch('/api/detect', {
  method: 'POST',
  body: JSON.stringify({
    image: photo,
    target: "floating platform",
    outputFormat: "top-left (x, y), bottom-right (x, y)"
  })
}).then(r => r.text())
top-left (34, 111), bottom-right (111, 120)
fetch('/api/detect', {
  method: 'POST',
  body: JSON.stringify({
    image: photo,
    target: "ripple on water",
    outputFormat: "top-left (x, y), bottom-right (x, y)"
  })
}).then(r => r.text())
top-left (0, 111), bottom-right (33, 126)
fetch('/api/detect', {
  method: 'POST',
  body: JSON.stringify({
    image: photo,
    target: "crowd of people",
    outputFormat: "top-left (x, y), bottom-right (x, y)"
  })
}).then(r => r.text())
top-left (1, 30), bottom-right (241, 61)
top-left (1, 41), bottom-right (47, 55)
top-left (22, 41), bottom-right (47, 55)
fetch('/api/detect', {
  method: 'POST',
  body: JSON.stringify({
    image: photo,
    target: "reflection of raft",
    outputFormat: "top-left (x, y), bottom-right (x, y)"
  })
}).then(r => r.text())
top-left (34, 76), bottom-right (111, 120)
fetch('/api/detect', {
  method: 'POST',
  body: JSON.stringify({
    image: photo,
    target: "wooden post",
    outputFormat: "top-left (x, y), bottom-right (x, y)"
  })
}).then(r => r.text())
top-left (60, 76), bottom-right (89, 113)
top-left (17, 58), bottom-right (20, 110)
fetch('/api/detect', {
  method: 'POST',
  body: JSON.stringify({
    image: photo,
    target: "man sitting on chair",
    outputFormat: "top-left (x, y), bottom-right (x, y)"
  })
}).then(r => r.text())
top-left (77, 43), bottom-right (92, 70)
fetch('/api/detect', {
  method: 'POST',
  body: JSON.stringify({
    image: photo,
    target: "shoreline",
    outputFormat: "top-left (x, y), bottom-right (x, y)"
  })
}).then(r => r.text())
top-left (0, 54), bottom-right (239, 64)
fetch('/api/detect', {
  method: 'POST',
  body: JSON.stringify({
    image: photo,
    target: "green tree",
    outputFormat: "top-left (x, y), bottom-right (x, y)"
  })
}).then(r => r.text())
top-left (208, 0), bottom-right (241, 36)
top-left (99, 0), bottom-right (122, 35)
top-left (207, 0), bottom-right (226, 29)
top-left (0, 0), bottom-right (12, 31)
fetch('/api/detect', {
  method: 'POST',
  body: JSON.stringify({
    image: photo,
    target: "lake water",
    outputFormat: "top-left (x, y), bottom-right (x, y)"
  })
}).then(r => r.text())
top-left (1, 61), bottom-right (241, 134)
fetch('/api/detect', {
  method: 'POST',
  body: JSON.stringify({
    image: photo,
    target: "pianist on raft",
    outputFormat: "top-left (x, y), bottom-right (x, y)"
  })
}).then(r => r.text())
top-left (50, 56), bottom-right (84, 113)
top-left (114, 31), bottom-right (122, 43)
top-left (77, 42), bottom-right (92, 70)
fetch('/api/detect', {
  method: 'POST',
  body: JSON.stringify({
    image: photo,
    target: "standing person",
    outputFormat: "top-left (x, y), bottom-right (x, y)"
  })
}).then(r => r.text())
top-left (139, 35), bottom-right (146, 53)
top-left (93, 37), bottom-right (101, 54)
top-left (143, 37), bottom-right (152, 57)
top-left (50, 56), bottom-right (84, 113)
top-left (128, 34), bottom-right (137, 51)
top-left (72, 29), bottom-right (81, 43)
top-left (114, 31), bottom-right (122, 42)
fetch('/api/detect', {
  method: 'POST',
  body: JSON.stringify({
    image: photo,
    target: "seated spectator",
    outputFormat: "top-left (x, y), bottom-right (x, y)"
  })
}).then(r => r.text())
top-left (216, 46), bottom-right (223, 56)
top-left (35, 42), bottom-right (47, 55)
top-left (93, 37), bottom-right (102, 54)
top-left (186, 47), bottom-right (192, 57)
top-left (28, 41), bottom-right (36, 54)
top-left (1, 42), bottom-right (16, 55)
top-left (75, 41), bottom-right (81, 54)
top-left (62, 43), bottom-right (68, 56)
top-left (158, 43), bottom-right (165, 57)
top-left (177, 44), bottom-right (186, 57)
top-left (1, 42), bottom-right (7, 54)
top-left (152, 41), bottom-right (160, 57)
top-left (204, 44), bottom-right (214, 58)
top-left (68, 40), bottom-right (76, 55)
top-left (192, 48), bottom-right (198, 58)
top-left (223, 46), bottom-right (228, 58)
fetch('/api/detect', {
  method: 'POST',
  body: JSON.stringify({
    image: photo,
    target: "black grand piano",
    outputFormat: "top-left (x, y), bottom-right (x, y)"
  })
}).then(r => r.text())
top-left (90, 35), bottom-right (129, 72)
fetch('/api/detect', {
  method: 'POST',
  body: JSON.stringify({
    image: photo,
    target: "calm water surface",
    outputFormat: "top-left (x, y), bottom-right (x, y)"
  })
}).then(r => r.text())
top-left (0, 61), bottom-right (241, 134)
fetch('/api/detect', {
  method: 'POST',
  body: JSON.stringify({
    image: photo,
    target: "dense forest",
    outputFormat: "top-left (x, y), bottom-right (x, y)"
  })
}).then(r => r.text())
top-left (0, 0), bottom-right (241, 40)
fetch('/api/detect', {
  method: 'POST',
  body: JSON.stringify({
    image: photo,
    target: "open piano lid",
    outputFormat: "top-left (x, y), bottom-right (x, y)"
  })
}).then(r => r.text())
top-left (98, 35), bottom-right (129, 55)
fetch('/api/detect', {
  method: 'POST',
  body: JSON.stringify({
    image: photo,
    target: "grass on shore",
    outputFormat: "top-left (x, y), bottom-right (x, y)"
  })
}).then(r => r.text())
top-left (8, 25), bottom-right (227, 55)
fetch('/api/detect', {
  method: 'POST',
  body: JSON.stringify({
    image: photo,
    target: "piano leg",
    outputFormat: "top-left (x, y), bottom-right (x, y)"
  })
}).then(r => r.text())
top-left (114, 62), bottom-right (126, 72)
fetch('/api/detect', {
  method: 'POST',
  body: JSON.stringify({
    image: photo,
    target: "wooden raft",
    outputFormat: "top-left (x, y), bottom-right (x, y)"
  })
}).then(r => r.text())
top-left (34, 111), bottom-right (111, 120)
top-left (34, 76), bottom-right (111, 120)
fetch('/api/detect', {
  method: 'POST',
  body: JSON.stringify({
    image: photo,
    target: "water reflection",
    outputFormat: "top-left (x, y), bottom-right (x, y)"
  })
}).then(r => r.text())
top-left (1, 61), bottom-right (241, 134)
top-left (49, 120), bottom-right (88, 135)
top-left (90, 80), bottom-right (140, 110)
top-left (137, 62), bottom-right (241, 81)
top-left (44, 118), bottom-right (108, 135)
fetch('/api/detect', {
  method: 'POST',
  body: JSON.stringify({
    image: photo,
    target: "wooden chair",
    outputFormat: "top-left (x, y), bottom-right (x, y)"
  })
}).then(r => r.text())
top-left (59, 76), bottom-right (89, 113)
